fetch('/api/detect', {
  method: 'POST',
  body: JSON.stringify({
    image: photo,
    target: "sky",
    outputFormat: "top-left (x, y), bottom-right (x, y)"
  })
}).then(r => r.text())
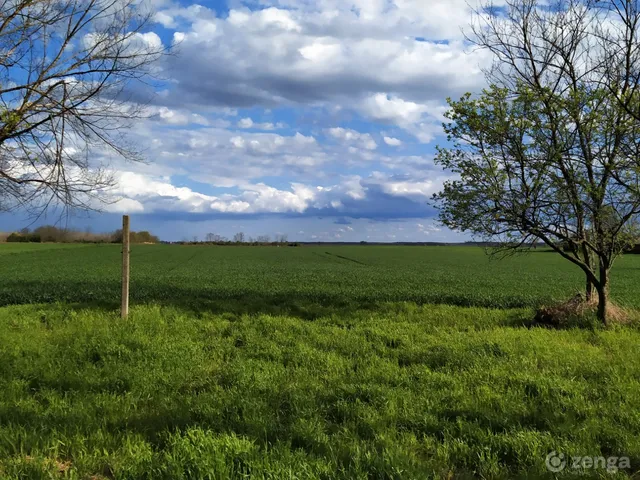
top-left (1, 0), bottom-right (500, 242)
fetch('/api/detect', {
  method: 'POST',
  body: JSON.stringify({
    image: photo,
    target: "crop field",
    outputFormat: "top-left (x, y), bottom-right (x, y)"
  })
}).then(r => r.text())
top-left (0, 244), bottom-right (640, 479)
top-left (1, 243), bottom-right (640, 312)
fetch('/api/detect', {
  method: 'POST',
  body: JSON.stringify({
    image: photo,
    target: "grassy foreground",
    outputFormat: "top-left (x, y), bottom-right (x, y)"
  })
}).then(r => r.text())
top-left (1, 303), bottom-right (639, 479)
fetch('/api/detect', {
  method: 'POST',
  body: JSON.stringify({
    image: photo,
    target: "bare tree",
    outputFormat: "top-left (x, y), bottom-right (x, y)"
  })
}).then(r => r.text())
top-left (233, 231), bottom-right (245, 243)
top-left (205, 232), bottom-right (215, 242)
top-left (275, 233), bottom-right (288, 243)
top-left (256, 235), bottom-right (270, 243)
top-left (596, 1), bottom-right (640, 122)
top-left (433, 0), bottom-right (640, 324)
top-left (0, 0), bottom-right (163, 215)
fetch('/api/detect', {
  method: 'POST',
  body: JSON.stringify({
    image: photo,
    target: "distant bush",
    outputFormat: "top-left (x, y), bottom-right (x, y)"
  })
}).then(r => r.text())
top-left (7, 232), bottom-right (41, 243)
top-left (6, 233), bottom-right (23, 243)
top-left (111, 229), bottom-right (160, 244)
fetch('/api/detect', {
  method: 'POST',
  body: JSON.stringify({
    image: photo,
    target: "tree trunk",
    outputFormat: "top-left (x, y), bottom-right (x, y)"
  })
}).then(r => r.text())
top-left (596, 264), bottom-right (609, 326)
top-left (596, 286), bottom-right (608, 326)
top-left (585, 277), bottom-right (594, 302)
top-left (581, 245), bottom-right (593, 302)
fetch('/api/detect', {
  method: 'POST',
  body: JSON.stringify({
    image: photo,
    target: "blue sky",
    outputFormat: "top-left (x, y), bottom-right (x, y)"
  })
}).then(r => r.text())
top-left (2, 0), bottom-right (497, 242)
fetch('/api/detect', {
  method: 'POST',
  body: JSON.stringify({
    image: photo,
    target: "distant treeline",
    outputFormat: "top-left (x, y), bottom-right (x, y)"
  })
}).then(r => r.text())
top-left (4, 226), bottom-right (159, 244)
top-left (171, 233), bottom-right (299, 246)
top-left (561, 240), bottom-right (640, 255)
top-left (173, 241), bottom-right (302, 246)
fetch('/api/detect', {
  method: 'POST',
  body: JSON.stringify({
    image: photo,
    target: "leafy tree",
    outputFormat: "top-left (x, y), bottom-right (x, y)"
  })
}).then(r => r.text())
top-left (433, 0), bottom-right (640, 324)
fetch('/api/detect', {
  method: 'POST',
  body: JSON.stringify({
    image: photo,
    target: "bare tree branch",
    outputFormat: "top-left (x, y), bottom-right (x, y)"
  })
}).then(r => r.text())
top-left (0, 0), bottom-right (164, 217)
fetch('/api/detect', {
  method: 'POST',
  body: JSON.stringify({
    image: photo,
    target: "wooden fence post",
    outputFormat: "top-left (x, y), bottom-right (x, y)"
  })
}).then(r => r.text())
top-left (121, 215), bottom-right (130, 318)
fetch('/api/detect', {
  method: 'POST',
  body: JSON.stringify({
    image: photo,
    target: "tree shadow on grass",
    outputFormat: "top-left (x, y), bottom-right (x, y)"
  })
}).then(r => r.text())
top-left (0, 279), bottom-right (368, 320)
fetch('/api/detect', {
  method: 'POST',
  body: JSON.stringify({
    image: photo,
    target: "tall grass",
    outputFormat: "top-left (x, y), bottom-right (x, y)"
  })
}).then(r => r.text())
top-left (0, 303), bottom-right (638, 478)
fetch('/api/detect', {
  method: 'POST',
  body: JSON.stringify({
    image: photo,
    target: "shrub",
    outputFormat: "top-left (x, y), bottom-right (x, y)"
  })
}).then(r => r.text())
top-left (7, 233), bottom-right (41, 243)
top-left (626, 244), bottom-right (640, 254)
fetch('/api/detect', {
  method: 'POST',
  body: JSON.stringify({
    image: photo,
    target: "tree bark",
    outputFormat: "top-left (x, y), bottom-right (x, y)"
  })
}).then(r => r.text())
top-left (586, 277), bottom-right (594, 302)
top-left (596, 286), bottom-right (608, 326)
top-left (582, 245), bottom-right (593, 302)
top-left (596, 263), bottom-right (609, 326)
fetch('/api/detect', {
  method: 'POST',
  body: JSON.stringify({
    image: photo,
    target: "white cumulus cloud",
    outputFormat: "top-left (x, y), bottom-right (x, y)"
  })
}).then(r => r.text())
top-left (384, 136), bottom-right (403, 147)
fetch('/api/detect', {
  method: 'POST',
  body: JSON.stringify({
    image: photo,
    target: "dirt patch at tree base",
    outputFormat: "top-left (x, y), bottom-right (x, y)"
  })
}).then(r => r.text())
top-left (534, 294), bottom-right (632, 328)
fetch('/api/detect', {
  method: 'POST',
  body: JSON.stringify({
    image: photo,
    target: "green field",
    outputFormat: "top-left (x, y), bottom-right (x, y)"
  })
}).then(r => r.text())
top-left (1, 244), bottom-right (639, 479)
top-left (2, 244), bottom-right (640, 311)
